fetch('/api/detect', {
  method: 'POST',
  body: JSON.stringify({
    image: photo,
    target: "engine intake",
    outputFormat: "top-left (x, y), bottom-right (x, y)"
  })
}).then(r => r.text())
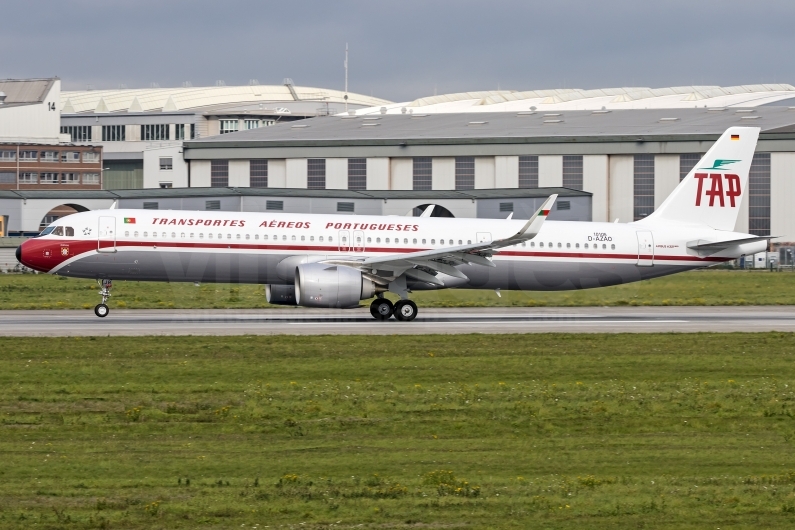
top-left (265, 284), bottom-right (296, 305)
top-left (295, 263), bottom-right (379, 308)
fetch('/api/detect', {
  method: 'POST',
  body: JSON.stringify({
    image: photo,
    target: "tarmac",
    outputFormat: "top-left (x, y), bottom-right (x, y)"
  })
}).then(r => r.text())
top-left (2, 306), bottom-right (795, 336)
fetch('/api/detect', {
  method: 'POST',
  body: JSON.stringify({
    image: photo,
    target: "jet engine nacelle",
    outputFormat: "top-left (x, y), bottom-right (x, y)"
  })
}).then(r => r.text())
top-left (265, 284), bottom-right (297, 306)
top-left (295, 263), bottom-right (377, 308)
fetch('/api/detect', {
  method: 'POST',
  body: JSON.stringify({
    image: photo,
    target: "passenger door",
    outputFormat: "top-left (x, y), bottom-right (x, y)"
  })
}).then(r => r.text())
top-left (98, 216), bottom-right (117, 253)
top-left (636, 230), bottom-right (654, 266)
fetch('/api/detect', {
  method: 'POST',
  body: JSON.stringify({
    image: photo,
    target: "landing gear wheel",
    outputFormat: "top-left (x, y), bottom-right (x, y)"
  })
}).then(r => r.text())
top-left (95, 279), bottom-right (113, 318)
top-left (94, 303), bottom-right (109, 318)
top-left (370, 298), bottom-right (394, 320)
top-left (394, 300), bottom-right (418, 322)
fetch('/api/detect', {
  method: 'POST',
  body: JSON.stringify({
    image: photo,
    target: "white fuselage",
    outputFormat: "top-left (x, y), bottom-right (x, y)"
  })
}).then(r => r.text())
top-left (18, 209), bottom-right (765, 292)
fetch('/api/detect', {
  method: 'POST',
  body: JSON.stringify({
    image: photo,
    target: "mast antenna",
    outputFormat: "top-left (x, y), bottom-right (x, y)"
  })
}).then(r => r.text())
top-left (344, 43), bottom-right (349, 113)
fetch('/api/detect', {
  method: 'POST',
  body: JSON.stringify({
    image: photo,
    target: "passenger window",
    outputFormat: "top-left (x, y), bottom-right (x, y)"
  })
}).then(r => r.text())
top-left (458, 240), bottom-right (463, 245)
top-left (319, 236), bottom-right (324, 242)
top-left (301, 235), bottom-right (305, 241)
top-left (376, 237), bottom-right (381, 243)
top-left (385, 238), bottom-right (390, 243)
top-left (328, 236), bottom-right (333, 242)
top-left (262, 235), bottom-right (267, 240)
top-left (404, 238), bottom-right (408, 244)
top-left (530, 242), bottom-right (535, 247)
top-left (282, 235), bottom-right (287, 241)
top-left (602, 244), bottom-right (606, 249)
top-left (189, 233), bottom-right (194, 238)
top-left (292, 235), bottom-right (296, 241)
top-left (208, 233), bottom-right (213, 239)
top-left (584, 243), bottom-right (588, 249)
top-left (309, 236), bottom-right (313, 241)
top-left (134, 231), bottom-right (139, 237)
top-left (356, 237), bottom-right (361, 243)
top-left (52, 226), bottom-right (64, 236)
top-left (367, 237), bottom-right (371, 243)
top-left (467, 240), bottom-right (471, 244)
top-left (422, 239), bottom-right (426, 244)
top-left (557, 243), bottom-right (562, 248)
top-left (181, 233), bottom-right (185, 238)
top-left (576, 243), bottom-right (580, 248)
top-left (246, 234), bottom-right (250, 240)
top-left (566, 243), bottom-right (570, 248)
top-left (199, 233), bottom-right (203, 239)
top-left (539, 242), bottom-right (544, 248)
top-left (431, 239), bottom-right (435, 244)
top-left (412, 238), bottom-right (417, 244)
top-left (124, 231), bottom-right (130, 237)
top-left (171, 233), bottom-right (176, 238)
top-left (521, 242), bottom-right (526, 247)
top-left (143, 231), bottom-right (148, 237)
top-left (255, 234), bottom-right (259, 240)
top-left (227, 234), bottom-right (231, 239)
top-left (65, 227), bottom-right (74, 237)
top-left (236, 234), bottom-right (241, 240)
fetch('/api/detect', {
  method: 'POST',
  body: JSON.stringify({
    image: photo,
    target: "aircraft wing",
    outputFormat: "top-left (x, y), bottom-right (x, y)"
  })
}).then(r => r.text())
top-left (325, 195), bottom-right (557, 285)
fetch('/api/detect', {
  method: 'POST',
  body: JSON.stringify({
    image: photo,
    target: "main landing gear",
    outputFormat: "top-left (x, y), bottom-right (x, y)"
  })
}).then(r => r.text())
top-left (369, 297), bottom-right (418, 322)
top-left (94, 279), bottom-right (112, 318)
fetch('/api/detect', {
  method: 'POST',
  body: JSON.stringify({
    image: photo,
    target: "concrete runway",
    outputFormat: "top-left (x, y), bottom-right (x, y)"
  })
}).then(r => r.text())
top-left (1, 306), bottom-right (794, 336)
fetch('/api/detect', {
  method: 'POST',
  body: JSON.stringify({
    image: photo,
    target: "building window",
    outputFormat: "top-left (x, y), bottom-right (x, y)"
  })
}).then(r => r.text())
top-left (82, 152), bottom-right (100, 163)
top-left (190, 124), bottom-right (196, 139)
top-left (250, 159), bottom-right (268, 188)
top-left (102, 125), bottom-right (126, 142)
top-left (307, 159), bottom-right (326, 189)
top-left (41, 151), bottom-right (58, 162)
top-left (61, 152), bottom-right (80, 163)
top-left (159, 182), bottom-right (172, 189)
top-left (244, 119), bottom-right (260, 130)
top-left (19, 150), bottom-right (38, 161)
top-left (175, 124), bottom-right (185, 140)
top-left (82, 173), bottom-right (100, 184)
top-left (60, 126), bottom-right (91, 142)
top-left (348, 158), bottom-right (366, 190)
top-left (205, 200), bottom-right (221, 210)
top-left (749, 152), bottom-right (771, 236)
top-left (557, 201), bottom-right (571, 210)
top-left (61, 173), bottom-right (79, 184)
top-left (633, 154), bottom-right (655, 221)
top-left (143, 202), bottom-right (159, 210)
top-left (0, 172), bottom-right (15, 184)
top-left (499, 202), bottom-right (513, 212)
top-left (679, 153), bottom-right (702, 181)
top-left (0, 151), bottom-right (15, 161)
top-left (413, 157), bottom-right (432, 191)
top-left (518, 155), bottom-right (539, 188)
top-left (337, 202), bottom-right (355, 213)
top-left (19, 172), bottom-right (38, 184)
top-left (210, 160), bottom-right (229, 187)
top-left (455, 157), bottom-right (475, 190)
top-left (562, 155), bottom-right (583, 190)
top-left (141, 124), bottom-right (169, 141)
top-left (159, 157), bottom-right (173, 170)
top-left (266, 200), bottom-right (283, 211)
top-left (40, 172), bottom-right (58, 183)
top-left (219, 120), bottom-right (239, 134)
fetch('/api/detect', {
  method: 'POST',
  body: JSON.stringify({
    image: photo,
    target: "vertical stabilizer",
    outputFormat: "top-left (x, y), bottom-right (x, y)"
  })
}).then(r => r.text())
top-left (640, 126), bottom-right (760, 231)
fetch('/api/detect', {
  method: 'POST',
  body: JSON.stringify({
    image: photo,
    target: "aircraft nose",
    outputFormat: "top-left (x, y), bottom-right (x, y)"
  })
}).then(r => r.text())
top-left (15, 244), bottom-right (21, 263)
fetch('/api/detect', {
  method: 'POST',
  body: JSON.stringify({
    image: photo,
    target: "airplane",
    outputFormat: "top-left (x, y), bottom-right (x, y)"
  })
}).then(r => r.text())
top-left (17, 126), bottom-right (770, 321)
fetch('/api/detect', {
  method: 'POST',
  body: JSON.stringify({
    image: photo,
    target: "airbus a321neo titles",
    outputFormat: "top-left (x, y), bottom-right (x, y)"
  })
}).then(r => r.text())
top-left (17, 127), bottom-right (771, 321)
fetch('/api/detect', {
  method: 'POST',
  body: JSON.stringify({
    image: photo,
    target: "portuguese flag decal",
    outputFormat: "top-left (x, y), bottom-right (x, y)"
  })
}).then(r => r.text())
top-left (123, 217), bottom-right (136, 224)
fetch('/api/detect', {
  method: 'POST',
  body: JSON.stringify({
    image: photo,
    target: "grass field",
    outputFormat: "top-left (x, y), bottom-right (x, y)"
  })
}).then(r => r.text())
top-left (2, 333), bottom-right (795, 528)
top-left (1, 268), bottom-right (794, 309)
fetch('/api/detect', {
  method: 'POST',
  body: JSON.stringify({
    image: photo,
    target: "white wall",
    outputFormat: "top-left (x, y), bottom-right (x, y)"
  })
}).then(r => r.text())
top-left (228, 160), bottom-right (249, 187)
top-left (325, 158), bottom-right (348, 190)
top-left (495, 156), bottom-right (518, 188)
top-left (191, 160), bottom-right (211, 187)
top-left (538, 155), bottom-right (562, 187)
top-left (143, 145), bottom-right (188, 188)
top-left (432, 157), bottom-right (455, 190)
top-left (285, 158), bottom-right (307, 188)
top-left (367, 157), bottom-right (389, 190)
top-left (390, 158), bottom-right (412, 190)
top-left (583, 155), bottom-right (608, 222)
top-left (268, 159), bottom-right (286, 188)
top-left (608, 155), bottom-right (634, 223)
top-left (474, 157), bottom-right (495, 189)
top-left (0, 79), bottom-right (61, 143)
top-left (771, 152), bottom-right (795, 243)
top-left (654, 154), bottom-right (680, 209)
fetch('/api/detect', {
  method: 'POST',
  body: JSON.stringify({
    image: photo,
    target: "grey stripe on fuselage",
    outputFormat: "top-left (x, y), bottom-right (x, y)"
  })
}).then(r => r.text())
top-left (57, 248), bottom-right (699, 292)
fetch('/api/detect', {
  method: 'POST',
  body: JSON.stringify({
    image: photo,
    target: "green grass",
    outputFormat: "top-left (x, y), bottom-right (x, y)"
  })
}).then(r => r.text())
top-left (2, 268), bottom-right (795, 309)
top-left (2, 334), bottom-right (795, 528)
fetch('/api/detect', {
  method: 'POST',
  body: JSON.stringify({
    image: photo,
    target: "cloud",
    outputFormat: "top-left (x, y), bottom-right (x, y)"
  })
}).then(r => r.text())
top-left (2, 0), bottom-right (794, 102)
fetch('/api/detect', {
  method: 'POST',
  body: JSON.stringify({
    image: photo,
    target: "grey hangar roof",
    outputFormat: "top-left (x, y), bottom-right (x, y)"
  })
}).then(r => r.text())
top-left (183, 107), bottom-right (795, 159)
top-left (0, 187), bottom-right (588, 202)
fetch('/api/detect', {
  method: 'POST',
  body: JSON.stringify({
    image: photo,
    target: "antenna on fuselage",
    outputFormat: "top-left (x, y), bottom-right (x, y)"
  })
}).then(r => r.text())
top-left (109, 200), bottom-right (118, 210)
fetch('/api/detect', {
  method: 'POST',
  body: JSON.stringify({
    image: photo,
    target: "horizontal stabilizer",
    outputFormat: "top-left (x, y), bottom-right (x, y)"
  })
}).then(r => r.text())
top-left (687, 235), bottom-right (774, 253)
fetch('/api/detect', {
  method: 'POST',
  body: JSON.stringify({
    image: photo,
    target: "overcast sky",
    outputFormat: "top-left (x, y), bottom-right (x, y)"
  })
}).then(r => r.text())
top-left (2, 0), bottom-right (794, 102)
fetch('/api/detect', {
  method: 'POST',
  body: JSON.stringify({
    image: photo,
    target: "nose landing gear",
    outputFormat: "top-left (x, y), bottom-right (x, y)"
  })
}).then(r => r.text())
top-left (94, 279), bottom-right (112, 318)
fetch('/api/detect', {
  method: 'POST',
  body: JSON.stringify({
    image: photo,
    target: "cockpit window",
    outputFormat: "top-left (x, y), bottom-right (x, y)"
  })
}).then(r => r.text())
top-left (65, 227), bottom-right (74, 237)
top-left (52, 226), bottom-right (64, 236)
top-left (38, 226), bottom-right (55, 237)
